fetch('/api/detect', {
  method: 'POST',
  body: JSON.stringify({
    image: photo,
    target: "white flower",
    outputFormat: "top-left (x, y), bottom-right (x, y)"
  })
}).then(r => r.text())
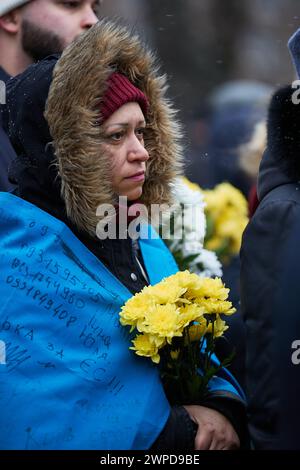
top-left (161, 177), bottom-right (222, 278)
top-left (171, 178), bottom-right (206, 207)
top-left (182, 240), bottom-right (203, 256)
top-left (192, 249), bottom-right (223, 278)
top-left (165, 178), bottom-right (206, 244)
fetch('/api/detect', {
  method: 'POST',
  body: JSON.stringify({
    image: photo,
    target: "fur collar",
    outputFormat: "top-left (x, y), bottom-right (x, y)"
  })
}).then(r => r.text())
top-left (45, 19), bottom-right (183, 237)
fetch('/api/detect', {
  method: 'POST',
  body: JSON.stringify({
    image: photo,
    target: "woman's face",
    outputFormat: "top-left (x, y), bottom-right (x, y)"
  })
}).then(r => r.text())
top-left (102, 102), bottom-right (149, 201)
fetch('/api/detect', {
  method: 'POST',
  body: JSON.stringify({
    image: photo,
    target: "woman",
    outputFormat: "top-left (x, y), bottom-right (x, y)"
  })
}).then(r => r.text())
top-left (0, 19), bottom-right (246, 450)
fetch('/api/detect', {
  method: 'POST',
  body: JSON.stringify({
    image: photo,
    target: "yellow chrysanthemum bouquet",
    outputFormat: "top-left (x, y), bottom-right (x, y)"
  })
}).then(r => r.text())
top-left (203, 183), bottom-right (249, 264)
top-left (120, 270), bottom-right (235, 404)
top-left (183, 178), bottom-right (249, 265)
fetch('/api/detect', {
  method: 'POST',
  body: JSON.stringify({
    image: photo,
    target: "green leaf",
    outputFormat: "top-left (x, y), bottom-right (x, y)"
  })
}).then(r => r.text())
top-left (204, 213), bottom-right (215, 240)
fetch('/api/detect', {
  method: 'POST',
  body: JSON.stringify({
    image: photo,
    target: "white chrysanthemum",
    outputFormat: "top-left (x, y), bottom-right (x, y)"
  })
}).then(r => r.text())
top-left (191, 249), bottom-right (223, 278)
top-left (161, 177), bottom-right (223, 278)
top-left (165, 178), bottom-right (206, 246)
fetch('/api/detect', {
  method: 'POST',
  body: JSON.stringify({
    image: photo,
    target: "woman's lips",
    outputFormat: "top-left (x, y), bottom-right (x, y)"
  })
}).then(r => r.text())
top-left (126, 172), bottom-right (145, 182)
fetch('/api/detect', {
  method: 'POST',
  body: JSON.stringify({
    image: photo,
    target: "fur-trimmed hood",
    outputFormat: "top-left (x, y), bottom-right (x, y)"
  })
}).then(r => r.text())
top-left (258, 85), bottom-right (300, 201)
top-left (44, 19), bottom-right (183, 236)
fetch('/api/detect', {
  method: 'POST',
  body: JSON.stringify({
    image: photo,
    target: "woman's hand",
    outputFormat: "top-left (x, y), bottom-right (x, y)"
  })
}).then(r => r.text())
top-left (183, 405), bottom-right (240, 450)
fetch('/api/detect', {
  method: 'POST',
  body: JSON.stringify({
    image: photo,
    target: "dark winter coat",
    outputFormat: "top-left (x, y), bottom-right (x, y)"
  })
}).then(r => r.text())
top-left (273, 220), bottom-right (300, 450)
top-left (240, 85), bottom-right (300, 449)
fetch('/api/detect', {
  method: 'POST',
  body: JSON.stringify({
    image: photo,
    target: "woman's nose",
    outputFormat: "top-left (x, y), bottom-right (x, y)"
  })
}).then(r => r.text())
top-left (127, 136), bottom-right (149, 162)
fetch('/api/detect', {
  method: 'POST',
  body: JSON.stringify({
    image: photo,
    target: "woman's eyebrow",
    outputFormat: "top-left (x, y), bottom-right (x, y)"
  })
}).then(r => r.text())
top-left (105, 120), bottom-right (146, 129)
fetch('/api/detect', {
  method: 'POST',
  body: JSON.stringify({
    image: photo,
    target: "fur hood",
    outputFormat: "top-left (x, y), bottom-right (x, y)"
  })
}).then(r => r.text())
top-left (258, 85), bottom-right (300, 201)
top-left (45, 19), bottom-right (183, 236)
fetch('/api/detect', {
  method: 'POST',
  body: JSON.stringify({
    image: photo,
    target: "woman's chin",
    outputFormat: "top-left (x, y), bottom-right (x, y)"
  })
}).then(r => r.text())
top-left (122, 187), bottom-right (143, 201)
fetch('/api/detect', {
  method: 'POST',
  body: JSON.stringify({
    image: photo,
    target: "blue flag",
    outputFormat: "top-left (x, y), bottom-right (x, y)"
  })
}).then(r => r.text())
top-left (0, 192), bottom-right (244, 449)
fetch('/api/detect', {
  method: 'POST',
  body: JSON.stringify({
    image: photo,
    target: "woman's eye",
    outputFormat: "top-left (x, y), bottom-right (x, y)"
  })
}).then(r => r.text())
top-left (109, 132), bottom-right (124, 142)
top-left (136, 128), bottom-right (145, 140)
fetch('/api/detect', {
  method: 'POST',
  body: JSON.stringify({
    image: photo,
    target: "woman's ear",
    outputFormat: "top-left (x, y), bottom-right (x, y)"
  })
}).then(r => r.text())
top-left (0, 9), bottom-right (23, 35)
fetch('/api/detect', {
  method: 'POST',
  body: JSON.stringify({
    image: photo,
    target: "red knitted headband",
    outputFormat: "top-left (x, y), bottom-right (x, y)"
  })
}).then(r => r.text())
top-left (100, 72), bottom-right (149, 123)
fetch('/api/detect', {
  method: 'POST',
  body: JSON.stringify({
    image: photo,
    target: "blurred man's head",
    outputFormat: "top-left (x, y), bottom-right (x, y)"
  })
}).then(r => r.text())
top-left (0, 0), bottom-right (100, 75)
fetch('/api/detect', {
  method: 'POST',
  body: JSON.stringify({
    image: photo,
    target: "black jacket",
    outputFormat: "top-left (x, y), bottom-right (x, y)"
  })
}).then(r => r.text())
top-left (0, 66), bottom-right (16, 191)
top-left (240, 85), bottom-right (300, 449)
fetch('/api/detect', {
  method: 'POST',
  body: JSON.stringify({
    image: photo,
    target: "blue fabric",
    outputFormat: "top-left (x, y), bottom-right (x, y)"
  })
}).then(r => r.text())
top-left (0, 193), bottom-right (172, 450)
top-left (198, 341), bottom-right (246, 402)
top-left (0, 193), bottom-right (244, 449)
top-left (208, 353), bottom-right (246, 402)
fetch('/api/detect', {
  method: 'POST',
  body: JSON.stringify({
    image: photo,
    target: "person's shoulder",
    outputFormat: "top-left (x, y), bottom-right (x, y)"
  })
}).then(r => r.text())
top-left (243, 190), bottom-right (300, 249)
top-left (257, 184), bottom-right (300, 217)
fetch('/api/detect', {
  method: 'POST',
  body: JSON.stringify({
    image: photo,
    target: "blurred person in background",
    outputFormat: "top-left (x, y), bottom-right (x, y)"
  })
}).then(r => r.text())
top-left (239, 121), bottom-right (267, 217)
top-left (193, 82), bottom-right (272, 391)
top-left (213, 120), bottom-right (267, 393)
top-left (0, 0), bottom-right (99, 191)
top-left (185, 104), bottom-right (212, 189)
top-left (207, 80), bottom-right (272, 196)
top-left (186, 80), bottom-right (272, 193)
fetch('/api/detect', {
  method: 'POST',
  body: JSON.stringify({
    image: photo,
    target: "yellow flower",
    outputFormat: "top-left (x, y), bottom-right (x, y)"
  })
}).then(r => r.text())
top-left (215, 207), bottom-right (248, 254)
top-left (202, 182), bottom-right (249, 258)
top-left (178, 303), bottom-right (205, 328)
top-left (139, 304), bottom-right (183, 342)
top-left (130, 333), bottom-right (164, 364)
top-left (171, 271), bottom-right (207, 300)
top-left (204, 183), bottom-right (248, 216)
top-left (147, 280), bottom-right (187, 304)
top-left (119, 270), bottom-right (235, 370)
top-left (120, 290), bottom-right (154, 329)
top-left (170, 349), bottom-right (180, 360)
top-left (187, 319), bottom-right (207, 342)
top-left (180, 276), bottom-right (229, 303)
top-left (200, 299), bottom-right (236, 316)
top-left (205, 236), bottom-right (224, 252)
top-left (167, 271), bottom-right (200, 292)
top-left (196, 277), bottom-right (230, 300)
top-left (206, 315), bottom-right (229, 338)
top-left (181, 177), bottom-right (202, 193)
